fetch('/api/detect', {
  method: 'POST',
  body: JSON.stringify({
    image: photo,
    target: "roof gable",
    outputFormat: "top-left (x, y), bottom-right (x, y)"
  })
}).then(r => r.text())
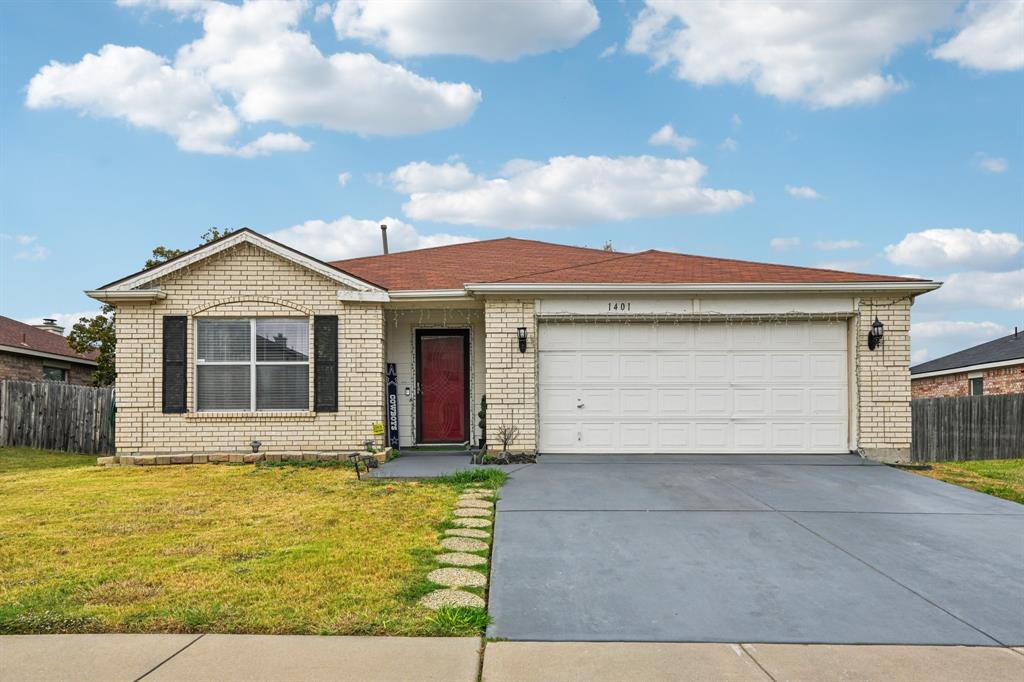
top-left (911, 332), bottom-right (1024, 375)
top-left (98, 229), bottom-right (386, 293)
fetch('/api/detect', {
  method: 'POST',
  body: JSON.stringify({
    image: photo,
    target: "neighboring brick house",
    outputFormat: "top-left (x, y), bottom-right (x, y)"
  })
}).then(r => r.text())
top-left (0, 315), bottom-right (99, 385)
top-left (87, 229), bottom-right (939, 463)
top-left (911, 331), bottom-right (1024, 399)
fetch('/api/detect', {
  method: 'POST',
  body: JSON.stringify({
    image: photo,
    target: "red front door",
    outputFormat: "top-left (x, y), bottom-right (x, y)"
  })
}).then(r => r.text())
top-left (418, 332), bottom-right (467, 443)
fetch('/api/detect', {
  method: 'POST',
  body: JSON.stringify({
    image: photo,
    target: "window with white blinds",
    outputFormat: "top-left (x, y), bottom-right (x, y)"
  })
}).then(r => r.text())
top-left (196, 319), bottom-right (309, 411)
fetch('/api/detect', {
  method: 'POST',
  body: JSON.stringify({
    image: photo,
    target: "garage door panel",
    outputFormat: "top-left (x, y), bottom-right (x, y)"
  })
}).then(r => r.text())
top-left (540, 388), bottom-right (578, 414)
top-left (539, 321), bottom-right (848, 454)
top-left (657, 388), bottom-right (691, 415)
top-left (657, 324), bottom-right (694, 348)
top-left (620, 354), bottom-right (654, 380)
top-left (619, 389), bottom-right (653, 415)
top-left (539, 353), bottom-right (578, 381)
top-left (695, 354), bottom-right (729, 380)
top-left (657, 355), bottom-right (691, 380)
top-left (580, 354), bottom-right (617, 380)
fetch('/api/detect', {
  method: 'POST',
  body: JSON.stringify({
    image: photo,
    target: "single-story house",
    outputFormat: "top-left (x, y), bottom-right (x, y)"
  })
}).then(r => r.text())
top-left (0, 315), bottom-right (98, 385)
top-left (86, 229), bottom-right (940, 462)
top-left (911, 330), bottom-right (1024, 399)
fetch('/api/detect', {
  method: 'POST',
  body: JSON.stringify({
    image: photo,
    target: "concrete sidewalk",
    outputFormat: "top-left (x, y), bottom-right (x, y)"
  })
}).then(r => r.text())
top-left (4, 636), bottom-right (1024, 682)
top-left (0, 634), bottom-right (482, 682)
top-left (481, 642), bottom-right (1024, 682)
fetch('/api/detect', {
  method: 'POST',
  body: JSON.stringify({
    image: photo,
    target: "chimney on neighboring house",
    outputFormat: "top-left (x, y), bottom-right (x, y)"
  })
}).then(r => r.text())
top-left (380, 224), bottom-right (389, 255)
top-left (34, 318), bottom-right (64, 335)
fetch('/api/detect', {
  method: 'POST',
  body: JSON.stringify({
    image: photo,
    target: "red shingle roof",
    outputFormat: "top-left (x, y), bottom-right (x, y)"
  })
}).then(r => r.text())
top-left (331, 238), bottom-right (926, 290)
top-left (0, 315), bottom-right (99, 363)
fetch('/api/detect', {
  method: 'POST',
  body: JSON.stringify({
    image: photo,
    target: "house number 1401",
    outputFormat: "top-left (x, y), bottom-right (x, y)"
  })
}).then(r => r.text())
top-left (607, 302), bottom-right (631, 311)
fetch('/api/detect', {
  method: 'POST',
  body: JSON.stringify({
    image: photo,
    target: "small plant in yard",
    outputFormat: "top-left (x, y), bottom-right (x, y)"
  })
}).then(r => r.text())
top-left (433, 468), bottom-right (508, 488)
top-left (428, 606), bottom-right (492, 636)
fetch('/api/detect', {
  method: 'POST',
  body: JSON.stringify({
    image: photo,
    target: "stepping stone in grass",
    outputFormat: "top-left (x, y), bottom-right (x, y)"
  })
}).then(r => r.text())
top-left (463, 488), bottom-right (492, 495)
top-left (456, 499), bottom-right (493, 509)
top-left (445, 528), bottom-right (490, 539)
top-left (419, 589), bottom-right (485, 610)
top-left (428, 567), bottom-right (487, 588)
top-left (441, 536), bottom-right (489, 552)
top-left (451, 517), bottom-right (490, 528)
top-left (437, 552), bottom-right (487, 567)
top-left (454, 508), bottom-right (491, 518)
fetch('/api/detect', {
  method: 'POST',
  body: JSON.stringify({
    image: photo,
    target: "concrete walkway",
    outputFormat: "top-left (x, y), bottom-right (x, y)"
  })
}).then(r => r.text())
top-left (4, 635), bottom-right (1024, 681)
top-left (0, 634), bottom-right (482, 682)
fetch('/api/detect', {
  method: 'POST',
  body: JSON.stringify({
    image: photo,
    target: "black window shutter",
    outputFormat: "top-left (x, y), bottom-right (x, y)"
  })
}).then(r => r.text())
top-left (162, 316), bottom-right (187, 414)
top-left (314, 315), bottom-right (338, 412)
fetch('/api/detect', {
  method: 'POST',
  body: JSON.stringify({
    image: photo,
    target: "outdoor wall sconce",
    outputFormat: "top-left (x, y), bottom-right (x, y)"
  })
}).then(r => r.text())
top-left (867, 317), bottom-right (884, 351)
top-left (404, 386), bottom-right (411, 398)
top-left (250, 440), bottom-right (262, 454)
top-left (517, 326), bottom-right (528, 353)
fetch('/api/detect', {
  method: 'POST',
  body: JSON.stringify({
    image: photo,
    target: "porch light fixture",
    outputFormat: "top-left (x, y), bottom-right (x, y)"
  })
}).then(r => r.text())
top-left (517, 326), bottom-right (528, 353)
top-left (867, 317), bottom-right (884, 351)
top-left (250, 440), bottom-right (262, 454)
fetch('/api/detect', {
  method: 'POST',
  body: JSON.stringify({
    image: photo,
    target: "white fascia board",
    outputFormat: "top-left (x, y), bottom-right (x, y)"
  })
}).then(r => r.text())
top-left (464, 281), bottom-right (942, 295)
top-left (337, 290), bottom-right (390, 302)
top-left (85, 289), bottom-right (167, 303)
top-left (911, 357), bottom-right (1024, 379)
top-left (0, 344), bottom-right (98, 366)
top-left (100, 231), bottom-right (385, 294)
top-left (388, 289), bottom-right (471, 300)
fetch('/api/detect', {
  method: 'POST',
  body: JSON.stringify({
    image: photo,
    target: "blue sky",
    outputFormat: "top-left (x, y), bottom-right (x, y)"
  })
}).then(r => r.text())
top-left (1, 0), bottom-right (1021, 362)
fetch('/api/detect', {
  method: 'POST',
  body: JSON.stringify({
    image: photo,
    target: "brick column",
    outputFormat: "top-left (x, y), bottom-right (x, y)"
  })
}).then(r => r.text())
top-left (340, 303), bottom-right (385, 445)
top-left (855, 296), bottom-right (912, 462)
top-left (484, 299), bottom-right (537, 453)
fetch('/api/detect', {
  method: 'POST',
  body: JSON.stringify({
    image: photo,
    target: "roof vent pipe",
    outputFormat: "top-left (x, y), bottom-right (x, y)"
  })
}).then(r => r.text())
top-left (34, 318), bottom-right (65, 335)
top-left (380, 224), bottom-right (389, 255)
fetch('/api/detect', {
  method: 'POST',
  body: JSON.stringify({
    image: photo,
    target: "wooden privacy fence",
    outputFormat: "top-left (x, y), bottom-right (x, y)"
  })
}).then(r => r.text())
top-left (0, 380), bottom-right (114, 455)
top-left (912, 394), bottom-right (1024, 462)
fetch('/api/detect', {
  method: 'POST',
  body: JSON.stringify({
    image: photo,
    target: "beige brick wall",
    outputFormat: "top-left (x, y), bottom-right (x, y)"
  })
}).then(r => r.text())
top-left (114, 242), bottom-right (384, 455)
top-left (484, 299), bottom-right (537, 453)
top-left (855, 296), bottom-right (912, 461)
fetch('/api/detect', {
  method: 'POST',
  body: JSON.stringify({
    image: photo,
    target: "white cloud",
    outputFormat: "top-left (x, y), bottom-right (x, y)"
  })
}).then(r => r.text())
top-left (911, 348), bottom-right (930, 364)
top-left (2, 234), bottom-right (51, 261)
top-left (930, 270), bottom-right (1024, 310)
top-left (815, 239), bottom-right (862, 250)
top-left (332, 0), bottom-right (599, 61)
top-left (815, 257), bottom-right (878, 272)
top-left (23, 311), bottom-right (102, 333)
top-left (396, 155), bottom-right (753, 229)
top-left (268, 215), bottom-right (476, 260)
top-left (648, 124), bottom-right (697, 153)
top-left (932, 0), bottom-right (1024, 71)
top-left (976, 153), bottom-right (1009, 173)
top-left (600, 44), bottom-right (618, 59)
top-left (911, 320), bottom-right (1010, 340)
top-left (731, 113), bottom-right (742, 128)
top-left (236, 132), bottom-right (311, 158)
top-left (116, 0), bottom-right (211, 16)
top-left (786, 185), bottom-right (823, 200)
top-left (770, 237), bottom-right (801, 251)
top-left (389, 161), bottom-right (479, 194)
top-left (626, 1), bottom-right (956, 107)
top-left (313, 2), bottom-right (332, 22)
top-left (337, 171), bottom-right (352, 187)
top-left (26, 44), bottom-right (240, 155)
top-left (178, 1), bottom-right (481, 136)
top-left (27, 1), bottom-right (481, 155)
top-left (719, 137), bottom-right (738, 151)
top-left (884, 228), bottom-right (1023, 270)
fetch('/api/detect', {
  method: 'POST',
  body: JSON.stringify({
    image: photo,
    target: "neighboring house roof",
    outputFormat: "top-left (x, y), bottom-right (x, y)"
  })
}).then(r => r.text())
top-left (0, 315), bottom-right (99, 365)
top-left (911, 331), bottom-right (1024, 377)
top-left (333, 238), bottom-right (931, 291)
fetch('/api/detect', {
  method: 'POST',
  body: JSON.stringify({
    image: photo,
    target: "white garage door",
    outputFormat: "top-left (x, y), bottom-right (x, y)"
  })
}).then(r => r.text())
top-left (538, 321), bottom-right (849, 454)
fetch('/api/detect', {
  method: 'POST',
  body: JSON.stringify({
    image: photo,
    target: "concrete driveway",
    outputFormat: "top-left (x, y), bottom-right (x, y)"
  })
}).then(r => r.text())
top-left (487, 455), bottom-right (1024, 645)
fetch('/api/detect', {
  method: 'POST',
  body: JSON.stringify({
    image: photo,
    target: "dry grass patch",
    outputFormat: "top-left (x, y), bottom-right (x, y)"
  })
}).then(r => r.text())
top-left (0, 448), bottom-right (474, 635)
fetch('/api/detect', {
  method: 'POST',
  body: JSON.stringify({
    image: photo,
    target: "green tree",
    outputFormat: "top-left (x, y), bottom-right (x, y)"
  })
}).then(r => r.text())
top-left (70, 228), bottom-right (234, 386)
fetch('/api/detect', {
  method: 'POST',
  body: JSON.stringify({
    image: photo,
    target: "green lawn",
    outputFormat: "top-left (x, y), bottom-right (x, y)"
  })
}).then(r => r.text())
top-left (914, 458), bottom-right (1024, 505)
top-left (0, 448), bottom-right (502, 636)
